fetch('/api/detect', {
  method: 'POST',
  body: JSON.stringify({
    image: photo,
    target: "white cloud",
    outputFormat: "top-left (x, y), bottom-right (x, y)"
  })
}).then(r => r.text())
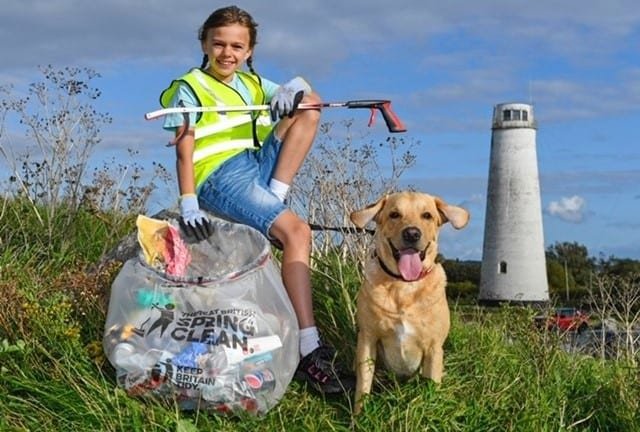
top-left (547, 195), bottom-right (587, 223)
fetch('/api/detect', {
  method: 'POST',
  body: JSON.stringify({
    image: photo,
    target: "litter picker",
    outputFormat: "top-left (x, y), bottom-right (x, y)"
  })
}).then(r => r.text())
top-left (145, 99), bottom-right (407, 133)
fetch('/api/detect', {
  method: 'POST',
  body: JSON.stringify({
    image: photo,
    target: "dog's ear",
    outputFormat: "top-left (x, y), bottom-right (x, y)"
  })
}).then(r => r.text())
top-left (435, 197), bottom-right (470, 229)
top-left (350, 196), bottom-right (387, 228)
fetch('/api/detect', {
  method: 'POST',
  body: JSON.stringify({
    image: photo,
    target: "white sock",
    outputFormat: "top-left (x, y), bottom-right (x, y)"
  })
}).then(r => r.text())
top-left (299, 326), bottom-right (320, 357)
top-left (269, 178), bottom-right (290, 203)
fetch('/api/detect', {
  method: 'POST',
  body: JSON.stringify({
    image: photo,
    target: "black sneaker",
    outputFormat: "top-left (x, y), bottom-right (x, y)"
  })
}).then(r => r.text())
top-left (294, 345), bottom-right (355, 394)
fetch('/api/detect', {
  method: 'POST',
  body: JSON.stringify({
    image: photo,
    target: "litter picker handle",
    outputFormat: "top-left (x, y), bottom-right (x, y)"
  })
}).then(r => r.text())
top-left (145, 99), bottom-right (407, 133)
top-left (144, 105), bottom-right (270, 120)
top-left (345, 100), bottom-right (407, 133)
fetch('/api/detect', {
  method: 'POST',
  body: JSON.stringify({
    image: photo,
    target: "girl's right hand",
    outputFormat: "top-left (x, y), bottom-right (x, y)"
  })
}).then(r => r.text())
top-left (179, 194), bottom-right (214, 241)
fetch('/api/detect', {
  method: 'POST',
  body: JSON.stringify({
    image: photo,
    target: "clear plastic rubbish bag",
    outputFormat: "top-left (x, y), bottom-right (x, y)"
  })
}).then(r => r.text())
top-left (102, 214), bottom-right (299, 415)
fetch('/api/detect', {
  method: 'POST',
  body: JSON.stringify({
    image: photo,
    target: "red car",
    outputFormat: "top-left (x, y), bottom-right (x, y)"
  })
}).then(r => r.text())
top-left (536, 307), bottom-right (590, 332)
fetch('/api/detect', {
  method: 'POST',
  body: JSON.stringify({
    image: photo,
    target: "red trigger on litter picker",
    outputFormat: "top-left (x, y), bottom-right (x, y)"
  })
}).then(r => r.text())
top-left (368, 108), bottom-right (376, 127)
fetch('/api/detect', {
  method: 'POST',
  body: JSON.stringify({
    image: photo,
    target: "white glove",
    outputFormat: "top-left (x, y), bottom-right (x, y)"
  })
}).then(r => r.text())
top-left (179, 194), bottom-right (214, 241)
top-left (270, 77), bottom-right (312, 121)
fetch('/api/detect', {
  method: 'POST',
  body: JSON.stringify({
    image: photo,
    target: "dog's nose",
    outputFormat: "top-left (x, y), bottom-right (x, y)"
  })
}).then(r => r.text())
top-left (402, 227), bottom-right (421, 244)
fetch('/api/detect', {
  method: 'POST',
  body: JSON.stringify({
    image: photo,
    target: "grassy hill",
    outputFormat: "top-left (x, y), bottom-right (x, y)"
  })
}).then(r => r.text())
top-left (1, 200), bottom-right (638, 431)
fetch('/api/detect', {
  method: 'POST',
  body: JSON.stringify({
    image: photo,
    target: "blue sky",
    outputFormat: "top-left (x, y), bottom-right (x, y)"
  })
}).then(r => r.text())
top-left (1, 0), bottom-right (639, 260)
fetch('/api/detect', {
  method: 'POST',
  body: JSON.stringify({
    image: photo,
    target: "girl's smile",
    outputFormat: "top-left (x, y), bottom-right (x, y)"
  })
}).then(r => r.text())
top-left (201, 23), bottom-right (252, 82)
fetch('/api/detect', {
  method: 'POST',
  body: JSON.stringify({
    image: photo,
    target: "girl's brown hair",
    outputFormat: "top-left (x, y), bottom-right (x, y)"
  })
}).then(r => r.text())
top-left (198, 5), bottom-right (259, 74)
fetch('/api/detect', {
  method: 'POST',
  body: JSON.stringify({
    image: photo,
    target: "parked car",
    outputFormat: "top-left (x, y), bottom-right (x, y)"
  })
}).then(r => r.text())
top-left (535, 307), bottom-right (590, 332)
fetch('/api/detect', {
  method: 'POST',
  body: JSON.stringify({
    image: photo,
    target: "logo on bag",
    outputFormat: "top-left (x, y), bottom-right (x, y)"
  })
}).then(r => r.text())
top-left (135, 304), bottom-right (257, 352)
top-left (146, 303), bottom-right (176, 337)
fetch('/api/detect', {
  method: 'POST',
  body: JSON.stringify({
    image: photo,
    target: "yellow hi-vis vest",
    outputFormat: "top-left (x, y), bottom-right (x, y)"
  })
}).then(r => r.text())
top-left (160, 68), bottom-right (272, 188)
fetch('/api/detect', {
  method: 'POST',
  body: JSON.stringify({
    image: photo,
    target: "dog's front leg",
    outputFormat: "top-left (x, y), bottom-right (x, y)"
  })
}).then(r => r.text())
top-left (354, 330), bottom-right (377, 414)
top-left (421, 345), bottom-right (444, 383)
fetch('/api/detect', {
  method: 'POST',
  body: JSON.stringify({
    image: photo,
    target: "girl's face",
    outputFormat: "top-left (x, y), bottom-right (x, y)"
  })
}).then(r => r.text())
top-left (201, 23), bottom-right (253, 83)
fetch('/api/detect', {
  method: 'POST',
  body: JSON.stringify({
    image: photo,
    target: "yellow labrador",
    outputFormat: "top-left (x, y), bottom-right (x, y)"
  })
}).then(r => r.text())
top-left (350, 191), bottom-right (469, 413)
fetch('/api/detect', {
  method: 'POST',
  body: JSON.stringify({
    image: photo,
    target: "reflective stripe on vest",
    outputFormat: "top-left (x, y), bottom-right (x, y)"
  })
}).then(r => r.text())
top-left (193, 138), bottom-right (255, 162)
top-left (159, 68), bottom-right (272, 187)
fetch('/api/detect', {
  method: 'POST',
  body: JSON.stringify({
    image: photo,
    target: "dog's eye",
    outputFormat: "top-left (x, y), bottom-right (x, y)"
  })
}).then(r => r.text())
top-left (389, 211), bottom-right (400, 219)
top-left (422, 212), bottom-right (433, 220)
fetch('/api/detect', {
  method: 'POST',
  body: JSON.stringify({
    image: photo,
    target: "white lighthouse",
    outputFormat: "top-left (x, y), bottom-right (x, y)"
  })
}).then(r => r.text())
top-left (479, 102), bottom-right (549, 305)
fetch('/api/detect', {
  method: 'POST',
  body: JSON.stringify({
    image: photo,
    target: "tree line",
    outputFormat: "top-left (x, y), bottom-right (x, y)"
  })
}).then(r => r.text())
top-left (443, 241), bottom-right (640, 304)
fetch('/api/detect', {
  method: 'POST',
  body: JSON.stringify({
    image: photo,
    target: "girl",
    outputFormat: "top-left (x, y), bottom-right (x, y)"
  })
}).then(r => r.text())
top-left (160, 5), bottom-right (354, 395)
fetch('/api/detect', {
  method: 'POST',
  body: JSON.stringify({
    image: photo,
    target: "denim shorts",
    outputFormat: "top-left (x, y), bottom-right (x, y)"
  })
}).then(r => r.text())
top-left (197, 131), bottom-right (286, 238)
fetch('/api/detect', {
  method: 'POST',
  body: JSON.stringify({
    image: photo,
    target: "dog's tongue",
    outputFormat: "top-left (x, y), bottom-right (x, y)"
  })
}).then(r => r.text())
top-left (397, 249), bottom-right (423, 281)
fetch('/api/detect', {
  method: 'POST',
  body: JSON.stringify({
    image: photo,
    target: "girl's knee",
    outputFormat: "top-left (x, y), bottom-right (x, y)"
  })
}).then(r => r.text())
top-left (291, 219), bottom-right (311, 241)
top-left (271, 213), bottom-right (311, 246)
top-left (305, 92), bottom-right (322, 105)
top-left (300, 104), bottom-right (320, 125)
top-left (281, 219), bottom-right (311, 248)
top-left (301, 93), bottom-right (321, 123)
top-left (303, 107), bottom-right (321, 124)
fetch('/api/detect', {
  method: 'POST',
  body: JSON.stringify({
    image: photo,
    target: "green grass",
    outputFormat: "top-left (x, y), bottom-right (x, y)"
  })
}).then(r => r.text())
top-left (1, 200), bottom-right (638, 431)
